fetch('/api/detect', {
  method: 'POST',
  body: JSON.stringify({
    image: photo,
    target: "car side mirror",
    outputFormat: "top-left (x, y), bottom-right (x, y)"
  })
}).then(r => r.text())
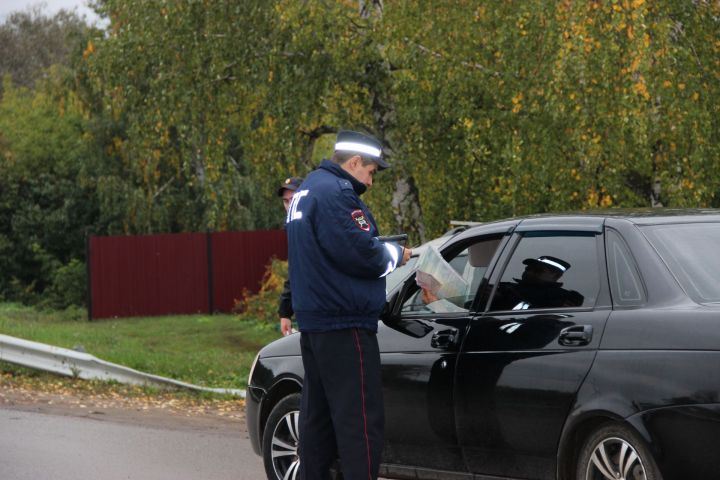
top-left (380, 291), bottom-right (399, 322)
top-left (381, 292), bottom-right (434, 339)
top-left (385, 317), bottom-right (434, 338)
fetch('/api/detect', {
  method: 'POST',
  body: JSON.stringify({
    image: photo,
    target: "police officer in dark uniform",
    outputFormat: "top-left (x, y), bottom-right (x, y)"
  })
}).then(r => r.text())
top-left (286, 130), bottom-right (412, 480)
top-left (277, 176), bottom-right (303, 336)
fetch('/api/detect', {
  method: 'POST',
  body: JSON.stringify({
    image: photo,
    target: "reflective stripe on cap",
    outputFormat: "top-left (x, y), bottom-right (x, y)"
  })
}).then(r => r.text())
top-left (335, 141), bottom-right (382, 158)
top-left (539, 258), bottom-right (567, 272)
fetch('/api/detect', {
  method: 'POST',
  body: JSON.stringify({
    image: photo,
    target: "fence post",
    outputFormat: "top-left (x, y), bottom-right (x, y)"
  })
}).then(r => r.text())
top-left (206, 231), bottom-right (214, 314)
top-left (86, 233), bottom-right (93, 321)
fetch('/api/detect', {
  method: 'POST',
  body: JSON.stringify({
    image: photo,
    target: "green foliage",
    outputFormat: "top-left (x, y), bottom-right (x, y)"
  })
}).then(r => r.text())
top-left (2, 1), bottom-right (720, 308)
top-left (83, 0), bottom-right (276, 233)
top-left (45, 259), bottom-right (87, 309)
top-left (0, 72), bottom-right (96, 307)
top-left (0, 7), bottom-right (88, 90)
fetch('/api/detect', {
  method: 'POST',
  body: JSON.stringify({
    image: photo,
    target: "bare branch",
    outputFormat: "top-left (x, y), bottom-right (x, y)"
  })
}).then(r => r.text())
top-left (403, 37), bottom-right (504, 78)
top-left (300, 125), bottom-right (336, 169)
top-left (152, 177), bottom-right (175, 200)
top-left (299, 125), bottom-right (336, 140)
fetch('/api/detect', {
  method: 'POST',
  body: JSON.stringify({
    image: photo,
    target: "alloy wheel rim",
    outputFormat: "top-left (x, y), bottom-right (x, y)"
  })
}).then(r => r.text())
top-left (586, 436), bottom-right (646, 480)
top-left (271, 410), bottom-right (300, 480)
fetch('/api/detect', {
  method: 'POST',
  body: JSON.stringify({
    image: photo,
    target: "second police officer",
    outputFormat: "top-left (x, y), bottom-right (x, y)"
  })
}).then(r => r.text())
top-left (277, 175), bottom-right (303, 336)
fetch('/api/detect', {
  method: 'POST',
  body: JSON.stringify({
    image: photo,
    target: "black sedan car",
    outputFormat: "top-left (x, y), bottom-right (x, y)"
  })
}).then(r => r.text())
top-left (247, 210), bottom-right (720, 480)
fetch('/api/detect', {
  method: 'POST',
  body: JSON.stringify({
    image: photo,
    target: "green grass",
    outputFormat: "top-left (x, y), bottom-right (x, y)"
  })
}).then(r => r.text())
top-left (0, 303), bottom-right (280, 389)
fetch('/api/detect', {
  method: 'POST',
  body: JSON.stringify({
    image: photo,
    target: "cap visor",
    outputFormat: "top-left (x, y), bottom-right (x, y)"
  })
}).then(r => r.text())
top-left (375, 157), bottom-right (390, 170)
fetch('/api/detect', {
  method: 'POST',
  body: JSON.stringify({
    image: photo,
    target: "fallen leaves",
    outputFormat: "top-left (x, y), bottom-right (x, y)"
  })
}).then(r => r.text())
top-left (0, 372), bottom-right (245, 420)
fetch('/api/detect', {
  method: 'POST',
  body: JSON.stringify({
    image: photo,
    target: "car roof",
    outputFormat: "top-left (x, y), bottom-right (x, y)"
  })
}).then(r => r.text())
top-left (514, 208), bottom-right (720, 225)
top-left (412, 208), bottom-right (720, 254)
top-left (599, 208), bottom-right (720, 225)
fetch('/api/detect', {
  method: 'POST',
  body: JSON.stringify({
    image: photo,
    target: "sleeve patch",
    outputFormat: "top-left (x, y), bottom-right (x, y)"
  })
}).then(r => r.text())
top-left (351, 209), bottom-right (371, 232)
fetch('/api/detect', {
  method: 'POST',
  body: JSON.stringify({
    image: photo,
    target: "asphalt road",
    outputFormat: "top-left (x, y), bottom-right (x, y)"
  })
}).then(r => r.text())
top-left (0, 407), bottom-right (266, 480)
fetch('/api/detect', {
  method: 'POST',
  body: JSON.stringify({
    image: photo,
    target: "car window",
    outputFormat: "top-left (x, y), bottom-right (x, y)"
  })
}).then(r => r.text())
top-left (488, 233), bottom-right (600, 311)
top-left (401, 252), bottom-right (472, 314)
top-left (606, 229), bottom-right (646, 306)
top-left (400, 237), bottom-right (502, 315)
top-left (386, 256), bottom-right (418, 294)
top-left (642, 223), bottom-right (720, 304)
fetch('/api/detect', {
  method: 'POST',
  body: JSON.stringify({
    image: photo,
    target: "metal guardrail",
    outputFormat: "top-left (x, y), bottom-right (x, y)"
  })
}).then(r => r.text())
top-left (0, 334), bottom-right (245, 398)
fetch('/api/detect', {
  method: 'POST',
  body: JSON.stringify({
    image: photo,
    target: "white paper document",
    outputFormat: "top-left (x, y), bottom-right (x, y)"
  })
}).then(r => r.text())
top-left (415, 246), bottom-right (467, 299)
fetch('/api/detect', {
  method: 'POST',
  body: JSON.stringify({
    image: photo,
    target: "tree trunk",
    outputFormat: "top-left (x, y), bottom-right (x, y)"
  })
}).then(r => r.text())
top-left (651, 141), bottom-right (663, 208)
top-left (391, 176), bottom-right (426, 244)
top-left (359, 0), bottom-right (383, 18)
top-left (360, 0), bottom-right (427, 244)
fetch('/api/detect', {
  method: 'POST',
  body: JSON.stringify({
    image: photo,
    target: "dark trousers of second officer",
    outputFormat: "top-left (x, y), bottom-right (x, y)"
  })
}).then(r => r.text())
top-left (298, 328), bottom-right (384, 480)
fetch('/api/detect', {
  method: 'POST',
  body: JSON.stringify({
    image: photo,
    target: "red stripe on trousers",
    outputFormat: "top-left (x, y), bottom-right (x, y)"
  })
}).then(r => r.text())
top-left (353, 328), bottom-right (373, 480)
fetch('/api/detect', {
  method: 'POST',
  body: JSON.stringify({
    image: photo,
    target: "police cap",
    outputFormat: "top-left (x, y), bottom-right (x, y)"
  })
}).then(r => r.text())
top-left (276, 176), bottom-right (304, 197)
top-left (334, 130), bottom-right (389, 170)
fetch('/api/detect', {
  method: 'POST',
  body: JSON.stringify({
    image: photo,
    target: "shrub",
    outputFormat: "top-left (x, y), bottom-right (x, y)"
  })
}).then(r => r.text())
top-left (234, 258), bottom-right (287, 330)
top-left (44, 258), bottom-right (87, 309)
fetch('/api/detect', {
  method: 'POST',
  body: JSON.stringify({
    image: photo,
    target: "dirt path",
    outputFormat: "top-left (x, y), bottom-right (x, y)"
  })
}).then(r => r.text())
top-left (0, 373), bottom-right (245, 434)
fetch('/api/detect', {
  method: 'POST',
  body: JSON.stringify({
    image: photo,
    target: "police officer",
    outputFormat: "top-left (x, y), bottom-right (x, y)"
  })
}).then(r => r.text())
top-left (286, 130), bottom-right (412, 480)
top-left (277, 176), bottom-right (303, 336)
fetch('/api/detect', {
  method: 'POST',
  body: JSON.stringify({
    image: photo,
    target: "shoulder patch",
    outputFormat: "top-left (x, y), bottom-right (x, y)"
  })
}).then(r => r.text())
top-left (351, 209), bottom-right (371, 232)
top-left (338, 179), bottom-right (354, 191)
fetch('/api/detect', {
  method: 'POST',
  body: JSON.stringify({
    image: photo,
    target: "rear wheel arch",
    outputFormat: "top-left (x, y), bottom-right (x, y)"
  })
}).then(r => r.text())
top-left (575, 422), bottom-right (661, 480)
top-left (558, 415), bottom-right (659, 480)
top-left (557, 415), bottom-right (613, 480)
top-left (557, 414), bottom-right (621, 480)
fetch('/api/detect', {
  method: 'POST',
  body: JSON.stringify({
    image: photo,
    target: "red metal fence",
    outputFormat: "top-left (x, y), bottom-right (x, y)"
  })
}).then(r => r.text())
top-left (87, 230), bottom-right (287, 320)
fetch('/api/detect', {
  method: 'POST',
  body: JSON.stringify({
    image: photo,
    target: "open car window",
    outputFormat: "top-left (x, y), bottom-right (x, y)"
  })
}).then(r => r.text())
top-left (400, 237), bottom-right (502, 315)
top-left (386, 256), bottom-right (418, 294)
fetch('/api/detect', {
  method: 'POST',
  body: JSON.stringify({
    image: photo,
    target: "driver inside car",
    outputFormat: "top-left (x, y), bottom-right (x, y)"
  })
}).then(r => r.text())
top-left (490, 255), bottom-right (584, 311)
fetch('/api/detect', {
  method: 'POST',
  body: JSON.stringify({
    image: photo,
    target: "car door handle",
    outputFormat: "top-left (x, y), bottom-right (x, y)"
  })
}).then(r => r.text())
top-left (431, 328), bottom-right (458, 349)
top-left (558, 325), bottom-right (593, 346)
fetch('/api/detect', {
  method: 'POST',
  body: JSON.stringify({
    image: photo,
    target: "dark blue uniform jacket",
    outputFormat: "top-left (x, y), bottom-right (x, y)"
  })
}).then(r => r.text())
top-left (286, 160), bottom-right (403, 333)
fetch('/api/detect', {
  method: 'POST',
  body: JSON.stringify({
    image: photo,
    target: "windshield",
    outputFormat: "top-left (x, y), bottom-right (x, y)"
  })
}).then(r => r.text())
top-left (642, 223), bottom-right (720, 304)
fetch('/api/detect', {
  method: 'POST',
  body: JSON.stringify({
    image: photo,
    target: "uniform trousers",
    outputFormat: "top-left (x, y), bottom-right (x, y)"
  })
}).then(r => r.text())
top-left (298, 328), bottom-right (384, 480)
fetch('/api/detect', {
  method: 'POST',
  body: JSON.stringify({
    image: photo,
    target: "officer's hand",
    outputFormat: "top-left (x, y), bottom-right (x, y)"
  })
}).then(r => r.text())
top-left (280, 317), bottom-right (292, 336)
top-left (400, 247), bottom-right (412, 266)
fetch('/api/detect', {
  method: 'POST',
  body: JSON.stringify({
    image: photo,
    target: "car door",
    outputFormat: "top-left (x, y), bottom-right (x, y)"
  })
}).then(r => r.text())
top-left (455, 219), bottom-right (612, 480)
top-left (378, 224), bottom-right (514, 477)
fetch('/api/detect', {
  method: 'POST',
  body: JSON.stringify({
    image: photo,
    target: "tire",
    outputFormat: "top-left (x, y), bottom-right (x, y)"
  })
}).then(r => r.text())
top-left (261, 392), bottom-right (345, 480)
top-left (262, 393), bottom-right (301, 480)
top-left (576, 423), bottom-right (662, 480)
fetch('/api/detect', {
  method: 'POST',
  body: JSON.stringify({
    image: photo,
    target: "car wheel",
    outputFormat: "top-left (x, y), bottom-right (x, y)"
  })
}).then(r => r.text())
top-left (576, 424), bottom-right (661, 480)
top-left (262, 393), bottom-right (301, 480)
